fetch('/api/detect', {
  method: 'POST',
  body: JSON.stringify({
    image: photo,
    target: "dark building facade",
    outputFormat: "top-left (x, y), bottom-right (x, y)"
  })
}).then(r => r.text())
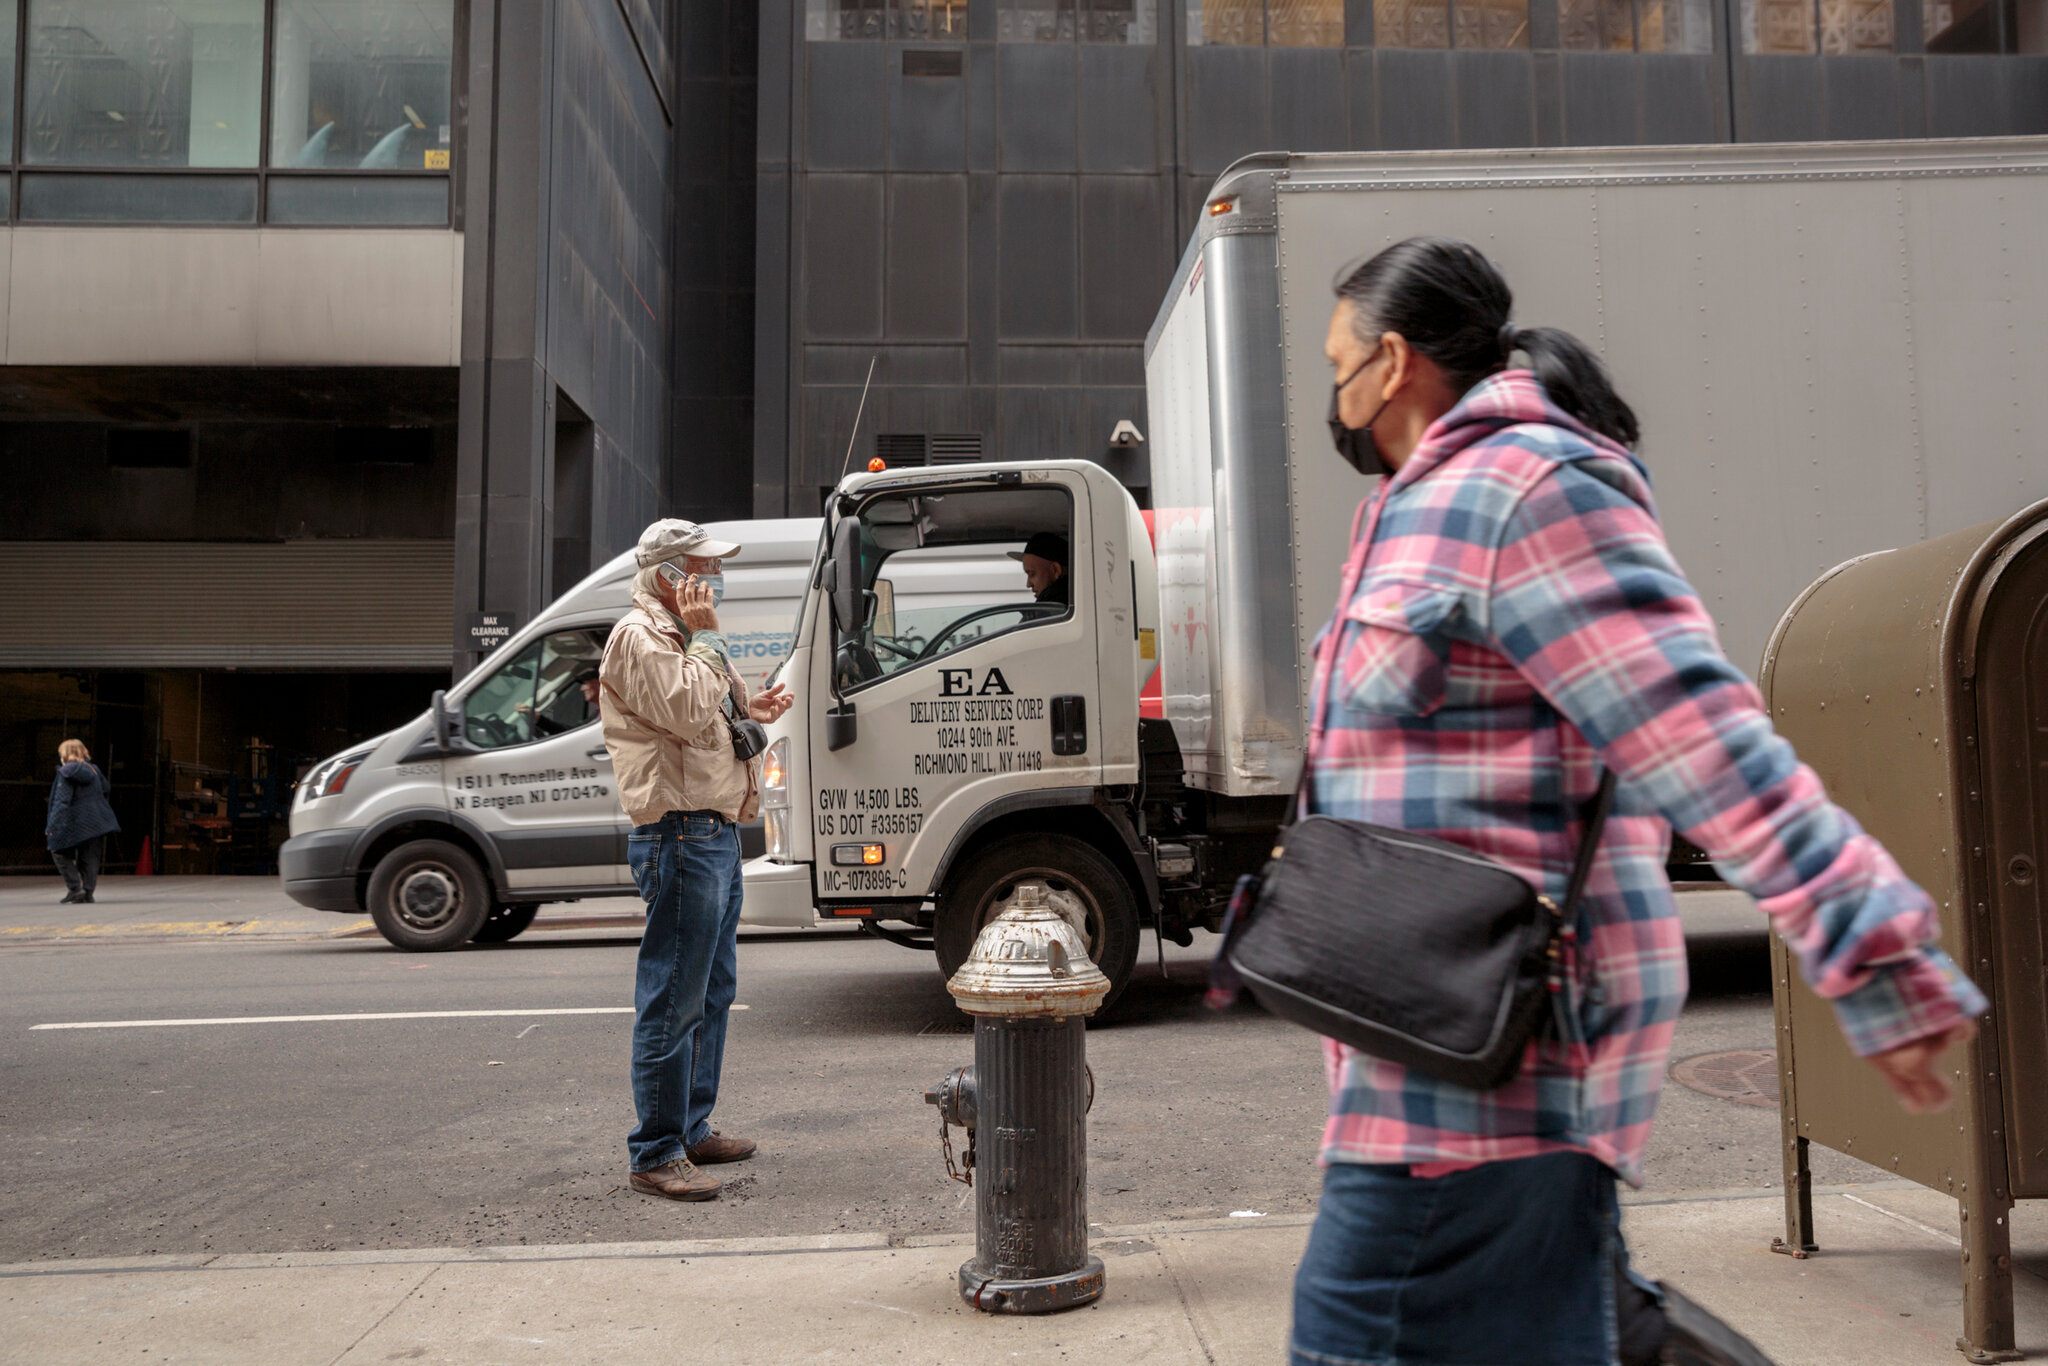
top-left (749, 0), bottom-right (2048, 515)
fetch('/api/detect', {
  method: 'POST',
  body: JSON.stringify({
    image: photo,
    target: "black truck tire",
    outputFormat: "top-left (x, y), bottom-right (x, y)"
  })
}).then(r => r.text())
top-left (472, 902), bottom-right (541, 943)
top-left (365, 839), bottom-right (492, 951)
top-left (935, 833), bottom-right (1142, 1013)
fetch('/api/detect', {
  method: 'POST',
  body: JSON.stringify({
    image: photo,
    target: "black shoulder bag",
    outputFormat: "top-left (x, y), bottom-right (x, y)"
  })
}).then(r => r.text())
top-left (1228, 769), bottom-right (1616, 1090)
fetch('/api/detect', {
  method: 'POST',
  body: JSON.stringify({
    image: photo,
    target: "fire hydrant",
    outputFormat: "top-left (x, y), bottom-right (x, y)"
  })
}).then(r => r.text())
top-left (924, 880), bottom-right (1109, 1314)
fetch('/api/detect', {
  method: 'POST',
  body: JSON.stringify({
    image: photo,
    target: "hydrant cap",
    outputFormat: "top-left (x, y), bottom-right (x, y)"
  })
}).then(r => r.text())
top-left (946, 881), bottom-right (1111, 1018)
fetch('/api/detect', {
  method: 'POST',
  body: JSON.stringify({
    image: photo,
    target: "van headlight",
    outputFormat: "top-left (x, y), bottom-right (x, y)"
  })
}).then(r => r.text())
top-left (302, 749), bottom-right (372, 801)
top-left (762, 737), bottom-right (789, 810)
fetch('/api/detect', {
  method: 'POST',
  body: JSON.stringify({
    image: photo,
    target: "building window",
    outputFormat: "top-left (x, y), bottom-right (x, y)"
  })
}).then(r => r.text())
top-left (808, 0), bottom-right (968, 40)
top-left (1002, 0), bottom-right (1158, 41)
top-left (269, 0), bottom-right (454, 171)
top-left (1923, 0), bottom-right (2047, 49)
top-left (1741, 0), bottom-right (1892, 50)
top-left (1559, 0), bottom-right (1712, 48)
top-left (1374, 0), bottom-right (1529, 46)
top-left (26, 0), bottom-right (267, 166)
top-left (1189, 0), bottom-right (1341, 43)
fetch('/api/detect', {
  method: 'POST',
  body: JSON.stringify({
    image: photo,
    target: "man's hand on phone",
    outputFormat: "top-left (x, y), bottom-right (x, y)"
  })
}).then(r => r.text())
top-left (749, 682), bottom-right (793, 724)
top-left (677, 575), bottom-right (720, 632)
top-left (1868, 1018), bottom-right (1977, 1113)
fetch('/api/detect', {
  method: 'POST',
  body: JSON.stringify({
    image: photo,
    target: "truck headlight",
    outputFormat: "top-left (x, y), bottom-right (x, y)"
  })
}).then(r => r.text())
top-left (762, 737), bottom-right (789, 810)
top-left (765, 809), bottom-right (792, 861)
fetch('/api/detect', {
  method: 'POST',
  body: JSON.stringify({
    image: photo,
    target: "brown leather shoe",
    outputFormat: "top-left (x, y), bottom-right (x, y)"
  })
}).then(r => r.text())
top-left (686, 1131), bottom-right (757, 1165)
top-left (629, 1157), bottom-right (720, 1201)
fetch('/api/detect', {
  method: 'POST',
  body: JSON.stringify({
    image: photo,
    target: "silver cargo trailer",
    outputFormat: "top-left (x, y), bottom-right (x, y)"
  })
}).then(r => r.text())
top-left (1146, 138), bottom-right (2048, 801)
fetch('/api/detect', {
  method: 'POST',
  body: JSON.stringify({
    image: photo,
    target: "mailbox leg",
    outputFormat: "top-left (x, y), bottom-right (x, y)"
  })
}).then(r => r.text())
top-left (1773, 1135), bottom-right (1817, 1257)
top-left (1958, 1191), bottom-right (2020, 1363)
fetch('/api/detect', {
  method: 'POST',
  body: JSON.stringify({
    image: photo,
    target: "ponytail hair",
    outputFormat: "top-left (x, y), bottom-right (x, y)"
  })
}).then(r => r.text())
top-left (1333, 237), bottom-right (1640, 448)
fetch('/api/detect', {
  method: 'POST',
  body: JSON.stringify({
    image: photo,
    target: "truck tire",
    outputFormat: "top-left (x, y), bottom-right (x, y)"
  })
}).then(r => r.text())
top-left (366, 839), bottom-right (492, 951)
top-left (935, 833), bottom-right (1142, 1013)
top-left (472, 902), bottom-right (541, 944)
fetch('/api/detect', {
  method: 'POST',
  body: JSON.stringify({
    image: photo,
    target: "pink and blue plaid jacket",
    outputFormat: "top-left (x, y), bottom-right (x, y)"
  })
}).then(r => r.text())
top-left (1307, 371), bottom-right (1986, 1185)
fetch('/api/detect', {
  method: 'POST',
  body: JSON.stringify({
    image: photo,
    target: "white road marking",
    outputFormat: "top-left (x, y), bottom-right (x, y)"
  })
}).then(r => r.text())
top-left (515, 1023), bottom-right (542, 1038)
top-left (31, 1007), bottom-right (636, 1032)
top-left (1840, 1192), bottom-right (1962, 1247)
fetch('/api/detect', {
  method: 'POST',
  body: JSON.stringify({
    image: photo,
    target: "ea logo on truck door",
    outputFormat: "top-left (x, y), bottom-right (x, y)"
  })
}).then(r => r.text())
top-left (939, 667), bottom-right (1016, 697)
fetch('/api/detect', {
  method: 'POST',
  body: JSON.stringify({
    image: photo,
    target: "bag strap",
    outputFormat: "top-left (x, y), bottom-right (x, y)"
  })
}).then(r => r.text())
top-left (1557, 769), bottom-right (1618, 920)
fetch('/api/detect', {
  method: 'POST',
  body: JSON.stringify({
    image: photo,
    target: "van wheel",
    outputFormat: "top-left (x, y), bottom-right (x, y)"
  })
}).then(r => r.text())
top-left (366, 840), bottom-right (491, 951)
top-left (473, 903), bottom-right (541, 944)
top-left (935, 834), bottom-right (1142, 1013)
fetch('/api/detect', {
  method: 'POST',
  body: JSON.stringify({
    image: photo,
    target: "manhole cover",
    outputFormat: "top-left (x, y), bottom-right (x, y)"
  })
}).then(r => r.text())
top-left (1670, 1049), bottom-right (1781, 1108)
top-left (917, 1017), bottom-right (973, 1036)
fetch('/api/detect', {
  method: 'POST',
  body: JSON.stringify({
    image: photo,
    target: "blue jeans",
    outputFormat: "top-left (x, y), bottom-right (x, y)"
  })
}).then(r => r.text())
top-left (626, 810), bottom-right (743, 1172)
top-left (1291, 1152), bottom-right (1659, 1366)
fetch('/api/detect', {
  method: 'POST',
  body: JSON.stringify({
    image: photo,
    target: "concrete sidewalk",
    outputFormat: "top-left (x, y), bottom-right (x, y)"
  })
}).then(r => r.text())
top-left (0, 875), bottom-right (659, 946)
top-left (4, 1182), bottom-right (2042, 1364)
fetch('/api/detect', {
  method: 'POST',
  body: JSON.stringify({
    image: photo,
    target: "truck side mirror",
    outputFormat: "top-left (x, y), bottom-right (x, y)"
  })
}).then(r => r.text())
top-left (829, 516), bottom-right (864, 638)
top-left (826, 701), bottom-right (858, 751)
top-left (430, 689), bottom-right (472, 754)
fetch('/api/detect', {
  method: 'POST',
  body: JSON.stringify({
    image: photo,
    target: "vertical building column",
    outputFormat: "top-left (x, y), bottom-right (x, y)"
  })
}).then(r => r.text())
top-left (753, 0), bottom-right (797, 517)
top-left (455, 0), bottom-right (558, 675)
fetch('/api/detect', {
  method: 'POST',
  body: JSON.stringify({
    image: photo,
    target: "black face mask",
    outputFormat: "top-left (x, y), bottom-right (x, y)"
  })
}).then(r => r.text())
top-left (1327, 349), bottom-right (1394, 479)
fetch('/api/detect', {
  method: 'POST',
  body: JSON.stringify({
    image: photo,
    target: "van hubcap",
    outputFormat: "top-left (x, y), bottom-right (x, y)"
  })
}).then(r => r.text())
top-left (394, 865), bottom-right (460, 930)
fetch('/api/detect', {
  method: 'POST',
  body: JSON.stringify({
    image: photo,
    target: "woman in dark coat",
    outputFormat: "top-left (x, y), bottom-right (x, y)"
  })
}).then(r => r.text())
top-left (47, 738), bottom-right (119, 904)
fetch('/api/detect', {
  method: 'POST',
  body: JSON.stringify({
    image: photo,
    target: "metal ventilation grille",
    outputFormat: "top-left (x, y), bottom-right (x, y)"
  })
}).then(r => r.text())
top-left (875, 433), bottom-right (927, 467)
top-left (930, 433), bottom-right (983, 464)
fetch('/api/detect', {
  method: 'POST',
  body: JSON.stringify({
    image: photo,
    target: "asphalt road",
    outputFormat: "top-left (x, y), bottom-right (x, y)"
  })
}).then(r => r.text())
top-left (0, 910), bottom-right (1884, 1262)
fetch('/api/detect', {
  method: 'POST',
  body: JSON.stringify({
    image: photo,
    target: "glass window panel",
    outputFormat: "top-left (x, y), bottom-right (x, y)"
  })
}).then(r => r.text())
top-left (1742, 0), bottom-right (1816, 50)
top-left (1079, 0), bottom-right (1157, 41)
top-left (1923, 0), bottom-right (1998, 49)
top-left (461, 630), bottom-right (606, 750)
top-left (1560, 0), bottom-right (1636, 48)
top-left (1376, 0), bottom-right (1452, 46)
top-left (1456, 0), bottom-right (1530, 45)
top-left (0, 1), bottom-right (18, 163)
top-left (26, 0), bottom-right (264, 167)
top-left (19, 170), bottom-right (256, 220)
top-left (2021, 0), bottom-right (2048, 51)
top-left (1637, 0), bottom-right (1713, 49)
top-left (1188, 0), bottom-right (1264, 43)
top-left (1820, 0), bottom-right (1891, 49)
top-left (1268, 0), bottom-right (1343, 44)
top-left (808, 0), bottom-right (964, 38)
top-left (266, 174), bottom-right (447, 224)
top-left (271, 0), bottom-right (453, 170)
top-left (1002, 0), bottom-right (1075, 39)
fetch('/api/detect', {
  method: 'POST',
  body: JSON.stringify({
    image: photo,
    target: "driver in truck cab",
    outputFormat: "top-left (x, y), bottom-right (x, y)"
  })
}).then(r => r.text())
top-left (1009, 531), bottom-right (1071, 608)
top-left (598, 518), bottom-right (793, 1203)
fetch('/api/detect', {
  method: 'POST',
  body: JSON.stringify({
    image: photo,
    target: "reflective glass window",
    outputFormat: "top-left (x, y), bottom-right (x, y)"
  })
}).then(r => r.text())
top-left (462, 629), bottom-right (607, 750)
top-left (0, 0), bottom-right (18, 162)
top-left (20, 169), bottom-right (255, 219)
top-left (808, 0), bottom-right (967, 39)
top-left (1819, 0), bottom-right (1892, 49)
top-left (1002, 0), bottom-right (1155, 40)
top-left (26, 0), bottom-right (265, 167)
top-left (266, 174), bottom-right (448, 224)
top-left (1560, 0), bottom-right (1710, 48)
top-left (1375, 0), bottom-right (1452, 45)
top-left (1189, 0), bottom-right (1337, 43)
top-left (270, 0), bottom-right (454, 170)
top-left (1741, 0), bottom-right (1891, 50)
top-left (1455, 0), bottom-right (1528, 45)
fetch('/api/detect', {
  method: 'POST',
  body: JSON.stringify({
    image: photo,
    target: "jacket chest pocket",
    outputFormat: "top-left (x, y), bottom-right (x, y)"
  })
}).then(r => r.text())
top-left (1336, 579), bottom-right (1464, 718)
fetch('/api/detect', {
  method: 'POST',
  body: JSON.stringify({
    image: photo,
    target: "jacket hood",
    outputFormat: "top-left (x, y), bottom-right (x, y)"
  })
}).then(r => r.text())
top-left (1393, 370), bottom-right (1653, 511)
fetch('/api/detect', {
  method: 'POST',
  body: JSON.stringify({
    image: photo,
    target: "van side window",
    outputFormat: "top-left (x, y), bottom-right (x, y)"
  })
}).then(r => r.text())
top-left (463, 629), bottom-right (608, 749)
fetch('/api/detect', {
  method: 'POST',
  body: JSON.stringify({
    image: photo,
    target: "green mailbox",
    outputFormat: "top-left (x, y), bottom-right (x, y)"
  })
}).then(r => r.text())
top-left (1760, 498), bottom-right (2048, 1363)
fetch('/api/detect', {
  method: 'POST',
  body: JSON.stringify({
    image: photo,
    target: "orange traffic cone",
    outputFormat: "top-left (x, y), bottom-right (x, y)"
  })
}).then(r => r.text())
top-left (136, 836), bottom-right (153, 877)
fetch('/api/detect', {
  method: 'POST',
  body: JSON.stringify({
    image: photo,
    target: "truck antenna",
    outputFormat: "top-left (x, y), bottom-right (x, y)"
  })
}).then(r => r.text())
top-left (839, 355), bottom-right (879, 485)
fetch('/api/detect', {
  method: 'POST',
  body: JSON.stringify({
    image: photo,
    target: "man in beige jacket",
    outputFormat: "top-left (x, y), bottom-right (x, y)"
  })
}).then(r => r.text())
top-left (601, 519), bottom-right (792, 1201)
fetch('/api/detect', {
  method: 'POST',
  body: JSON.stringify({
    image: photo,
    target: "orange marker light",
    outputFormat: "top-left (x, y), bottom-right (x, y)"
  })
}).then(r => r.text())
top-left (861, 844), bottom-right (885, 865)
top-left (1208, 197), bottom-right (1237, 216)
top-left (868, 456), bottom-right (886, 471)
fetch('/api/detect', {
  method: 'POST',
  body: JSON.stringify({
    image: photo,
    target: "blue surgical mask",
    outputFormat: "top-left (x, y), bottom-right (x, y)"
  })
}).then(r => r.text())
top-left (703, 573), bottom-right (725, 607)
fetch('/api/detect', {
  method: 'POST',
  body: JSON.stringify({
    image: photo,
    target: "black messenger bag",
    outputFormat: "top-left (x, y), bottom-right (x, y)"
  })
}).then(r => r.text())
top-left (1228, 771), bottom-right (1615, 1091)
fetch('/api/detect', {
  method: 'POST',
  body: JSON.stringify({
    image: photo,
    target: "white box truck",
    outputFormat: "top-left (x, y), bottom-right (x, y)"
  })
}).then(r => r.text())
top-left (739, 137), bottom-right (2048, 1007)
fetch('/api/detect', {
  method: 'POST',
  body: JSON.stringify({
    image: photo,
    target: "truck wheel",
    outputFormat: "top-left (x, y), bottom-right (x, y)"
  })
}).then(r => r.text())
top-left (936, 834), bottom-right (1142, 1012)
top-left (366, 840), bottom-right (491, 951)
top-left (472, 902), bottom-right (540, 944)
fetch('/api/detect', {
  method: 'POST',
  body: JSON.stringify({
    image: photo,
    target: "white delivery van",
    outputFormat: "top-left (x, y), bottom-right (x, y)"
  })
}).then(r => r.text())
top-left (279, 519), bottom-right (819, 949)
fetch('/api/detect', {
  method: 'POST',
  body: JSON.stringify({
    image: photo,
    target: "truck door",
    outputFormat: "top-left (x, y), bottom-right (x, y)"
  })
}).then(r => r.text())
top-left (445, 625), bottom-right (630, 895)
top-left (806, 471), bottom-right (1102, 910)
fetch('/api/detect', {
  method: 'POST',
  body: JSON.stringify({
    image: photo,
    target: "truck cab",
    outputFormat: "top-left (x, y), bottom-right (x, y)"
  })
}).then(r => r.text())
top-left (743, 460), bottom-right (1281, 1005)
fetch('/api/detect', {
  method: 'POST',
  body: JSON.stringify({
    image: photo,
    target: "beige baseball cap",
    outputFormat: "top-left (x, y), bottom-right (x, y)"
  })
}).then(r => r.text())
top-left (634, 518), bottom-right (742, 568)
